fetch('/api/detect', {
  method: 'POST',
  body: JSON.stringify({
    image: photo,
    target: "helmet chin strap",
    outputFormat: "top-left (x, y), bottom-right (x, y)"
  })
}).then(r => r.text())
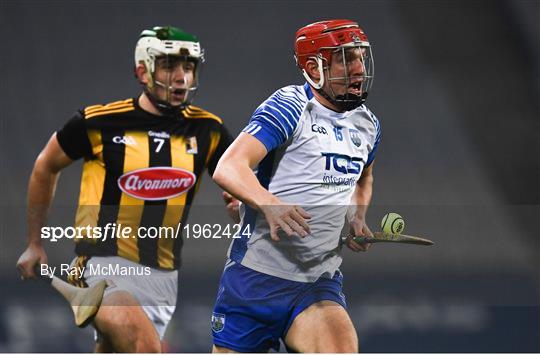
top-left (301, 56), bottom-right (325, 89)
top-left (316, 86), bottom-right (367, 112)
top-left (143, 85), bottom-right (184, 116)
top-left (335, 91), bottom-right (368, 111)
top-left (144, 72), bottom-right (193, 116)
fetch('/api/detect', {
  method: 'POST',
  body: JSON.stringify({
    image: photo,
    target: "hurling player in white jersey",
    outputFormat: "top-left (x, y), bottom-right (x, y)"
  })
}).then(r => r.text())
top-left (211, 19), bottom-right (380, 353)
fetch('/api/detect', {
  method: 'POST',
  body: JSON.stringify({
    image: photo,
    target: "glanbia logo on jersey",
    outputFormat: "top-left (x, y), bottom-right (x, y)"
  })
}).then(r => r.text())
top-left (117, 167), bottom-right (196, 200)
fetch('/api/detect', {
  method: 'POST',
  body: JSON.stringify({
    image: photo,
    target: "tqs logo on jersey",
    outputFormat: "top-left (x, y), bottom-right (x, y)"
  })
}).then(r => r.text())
top-left (322, 152), bottom-right (364, 174)
top-left (349, 129), bottom-right (362, 147)
top-left (117, 167), bottom-right (196, 200)
top-left (112, 135), bottom-right (137, 146)
top-left (311, 124), bottom-right (328, 135)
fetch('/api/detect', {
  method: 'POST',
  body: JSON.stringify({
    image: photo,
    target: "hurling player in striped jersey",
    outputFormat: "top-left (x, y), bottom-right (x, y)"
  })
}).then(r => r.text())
top-left (211, 20), bottom-right (380, 352)
top-left (16, 26), bottom-right (234, 352)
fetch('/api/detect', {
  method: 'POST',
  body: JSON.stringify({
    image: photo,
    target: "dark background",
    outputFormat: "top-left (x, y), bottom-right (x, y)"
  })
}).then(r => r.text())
top-left (1, 0), bottom-right (539, 352)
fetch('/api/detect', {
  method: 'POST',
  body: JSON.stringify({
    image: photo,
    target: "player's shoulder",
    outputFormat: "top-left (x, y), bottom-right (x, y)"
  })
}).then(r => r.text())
top-left (82, 98), bottom-right (135, 120)
top-left (254, 84), bottom-right (311, 122)
top-left (183, 105), bottom-right (223, 125)
top-left (263, 84), bottom-right (311, 107)
top-left (359, 104), bottom-right (380, 129)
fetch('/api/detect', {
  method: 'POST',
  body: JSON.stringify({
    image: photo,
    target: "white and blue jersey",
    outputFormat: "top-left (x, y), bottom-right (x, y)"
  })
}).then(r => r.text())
top-left (212, 83), bottom-right (381, 351)
top-left (229, 83), bottom-right (381, 282)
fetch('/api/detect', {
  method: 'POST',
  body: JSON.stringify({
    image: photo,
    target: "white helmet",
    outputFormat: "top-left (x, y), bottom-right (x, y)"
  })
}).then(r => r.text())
top-left (135, 26), bottom-right (205, 113)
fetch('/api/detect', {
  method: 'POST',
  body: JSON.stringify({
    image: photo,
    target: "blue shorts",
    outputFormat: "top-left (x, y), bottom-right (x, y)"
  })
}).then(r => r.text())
top-left (211, 260), bottom-right (347, 352)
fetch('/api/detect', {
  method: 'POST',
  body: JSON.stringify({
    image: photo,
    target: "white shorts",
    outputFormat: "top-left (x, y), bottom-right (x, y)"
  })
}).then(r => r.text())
top-left (71, 255), bottom-right (178, 340)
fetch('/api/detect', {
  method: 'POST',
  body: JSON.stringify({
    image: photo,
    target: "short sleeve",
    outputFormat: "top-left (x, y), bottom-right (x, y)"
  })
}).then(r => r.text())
top-left (365, 110), bottom-right (381, 167)
top-left (56, 111), bottom-right (93, 160)
top-left (242, 86), bottom-right (308, 152)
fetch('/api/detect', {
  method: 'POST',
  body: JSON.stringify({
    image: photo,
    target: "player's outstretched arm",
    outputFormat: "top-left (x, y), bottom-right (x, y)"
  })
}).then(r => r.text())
top-left (17, 133), bottom-right (74, 279)
top-left (213, 133), bottom-right (311, 241)
top-left (346, 163), bottom-right (374, 252)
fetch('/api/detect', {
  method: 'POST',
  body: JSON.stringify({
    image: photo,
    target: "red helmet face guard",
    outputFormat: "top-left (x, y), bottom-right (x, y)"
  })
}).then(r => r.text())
top-left (294, 20), bottom-right (375, 110)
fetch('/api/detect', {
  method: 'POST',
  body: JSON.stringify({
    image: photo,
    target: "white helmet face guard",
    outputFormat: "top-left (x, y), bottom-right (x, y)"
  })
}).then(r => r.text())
top-left (135, 36), bottom-right (204, 108)
top-left (150, 54), bottom-right (202, 107)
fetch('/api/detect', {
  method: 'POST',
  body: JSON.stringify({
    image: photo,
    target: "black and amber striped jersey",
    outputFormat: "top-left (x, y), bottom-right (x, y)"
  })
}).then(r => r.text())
top-left (56, 98), bottom-right (233, 270)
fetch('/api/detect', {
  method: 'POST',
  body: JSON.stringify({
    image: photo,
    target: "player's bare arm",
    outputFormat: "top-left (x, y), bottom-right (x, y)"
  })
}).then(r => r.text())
top-left (17, 133), bottom-right (74, 279)
top-left (213, 132), bottom-right (311, 241)
top-left (346, 163), bottom-right (375, 252)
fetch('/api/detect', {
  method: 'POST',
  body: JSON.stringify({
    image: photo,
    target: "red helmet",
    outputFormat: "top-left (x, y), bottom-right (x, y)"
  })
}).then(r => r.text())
top-left (294, 19), bottom-right (374, 110)
top-left (295, 19), bottom-right (369, 69)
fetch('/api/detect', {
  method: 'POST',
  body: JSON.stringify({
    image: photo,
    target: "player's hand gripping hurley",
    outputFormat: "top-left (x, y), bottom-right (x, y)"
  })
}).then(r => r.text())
top-left (349, 212), bottom-right (434, 247)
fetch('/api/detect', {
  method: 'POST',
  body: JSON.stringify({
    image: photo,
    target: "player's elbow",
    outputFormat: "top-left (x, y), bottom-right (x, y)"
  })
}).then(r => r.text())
top-left (212, 157), bottom-right (232, 190)
top-left (357, 174), bottom-right (373, 191)
top-left (212, 167), bottom-right (225, 188)
top-left (213, 147), bottom-right (253, 192)
top-left (361, 172), bottom-right (373, 184)
top-left (33, 152), bottom-right (57, 177)
top-left (33, 136), bottom-right (72, 175)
